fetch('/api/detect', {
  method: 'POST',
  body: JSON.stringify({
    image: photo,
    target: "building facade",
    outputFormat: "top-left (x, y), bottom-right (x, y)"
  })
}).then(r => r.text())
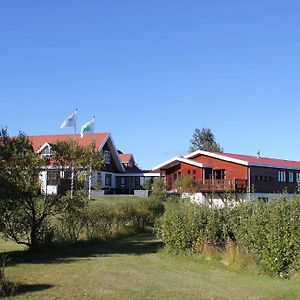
top-left (29, 133), bottom-right (159, 195)
top-left (153, 150), bottom-right (300, 203)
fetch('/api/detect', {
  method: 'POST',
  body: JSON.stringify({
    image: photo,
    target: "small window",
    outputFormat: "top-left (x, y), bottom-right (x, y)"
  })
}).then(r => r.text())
top-left (296, 173), bottom-right (300, 182)
top-left (289, 172), bottom-right (294, 183)
top-left (258, 197), bottom-right (268, 203)
top-left (278, 171), bottom-right (286, 182)
top-left (47, 171), bottom-right (60, 185)
top-left (105, 174), bottom-right (112, 186)
top-left (121, 177), bottom-right (125, 188)
top-left (105, 151), bottom-right (111, 164)
top-left (187, 170), bottom-right (191, 174)
top-left (41, 145), bottom-right (53, 158)
top-left (193, 170), bottom-right (196, 174)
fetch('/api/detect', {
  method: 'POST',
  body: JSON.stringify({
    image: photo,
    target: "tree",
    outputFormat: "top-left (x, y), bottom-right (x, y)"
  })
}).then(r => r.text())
top-left (151, 179), bottom-right (167, 201)
top-left (189, 128), bottom-right (222, 153)
top-left (50, 139), bottom-right (104, 191)
top-left (0, 128), bottom-right (63, 249)
top-left (174, 176), bottom-right (198, 193)
top-left (0, 130), bottom-right (100, 249)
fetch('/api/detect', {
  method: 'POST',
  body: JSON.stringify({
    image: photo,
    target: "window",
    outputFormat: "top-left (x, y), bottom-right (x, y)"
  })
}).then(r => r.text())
top-left (213, 169), bottom-right (225, 180)
top-left (288, 172), bottom-right (294, 183)
top-left (105, 151), bottom-right (111, 164)
top-left (46, 171), bottom-right (60, 186)
top-left (296, 173), bottom-right (300, 182)
top-left (105, 174), bottom-right (112, 186)
top-left (187, 170), bottom-right (191, 174)
top-left (121, 177), bottom-right (125, 188)
top-left (258, 197), bottom-right (269, 203)
top-left (193, 170), bottom-right (196, 174)
top-left (178, 172), bottom-right (181, 178)
top-left (41, 145), bottom-right (53, 158)
top-left (264, 176), bottom-right (272, 182)
top-left (278, 171), bottom-right (286, 182)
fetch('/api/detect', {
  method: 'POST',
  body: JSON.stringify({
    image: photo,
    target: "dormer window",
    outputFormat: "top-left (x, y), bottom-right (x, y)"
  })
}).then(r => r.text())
top-left (40, 145), bottom-right (53, 158)
top-left (105, 150), bottom-right (111, 164)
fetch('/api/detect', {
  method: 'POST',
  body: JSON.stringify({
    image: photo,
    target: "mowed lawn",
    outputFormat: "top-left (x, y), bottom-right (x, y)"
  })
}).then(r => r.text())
top-left (1, 233), bottom-right (300, 300)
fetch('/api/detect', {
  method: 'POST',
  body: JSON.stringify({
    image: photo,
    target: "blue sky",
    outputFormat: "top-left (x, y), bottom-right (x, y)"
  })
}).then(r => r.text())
top-left (1, 1), bottom-right (300, 169)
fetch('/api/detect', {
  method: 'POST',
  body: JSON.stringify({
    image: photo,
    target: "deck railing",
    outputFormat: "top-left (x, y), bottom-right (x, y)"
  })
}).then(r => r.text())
top-left (198, 179), bottom-right (247, 192)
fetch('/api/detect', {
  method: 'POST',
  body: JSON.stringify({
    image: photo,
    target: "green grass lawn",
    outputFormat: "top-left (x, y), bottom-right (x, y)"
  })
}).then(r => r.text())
top-left (1, 233), bottom-right (300, 300)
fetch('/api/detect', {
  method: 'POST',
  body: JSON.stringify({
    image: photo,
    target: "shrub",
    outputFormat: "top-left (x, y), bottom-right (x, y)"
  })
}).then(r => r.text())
top-left (235, 195), bottom-right (300, 276)
top-left (85, 204), bottom-right (115, 240)
top-left (155, 200), bottom-right (209, 252)
top-left (55, 197), bottom-right (165, 243)
top-left (54, 191), bottom-right (88, 243)
top-left (174, 176), bottom-right (198, 193)
top-left (151, 179), bottom-right (167, 202)
top-left (155, 195), bottom-right (300, 276)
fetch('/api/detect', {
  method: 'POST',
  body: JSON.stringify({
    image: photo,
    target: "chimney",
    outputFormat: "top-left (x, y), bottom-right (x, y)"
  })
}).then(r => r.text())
top-left (257, 150), bottom-right (261, 158)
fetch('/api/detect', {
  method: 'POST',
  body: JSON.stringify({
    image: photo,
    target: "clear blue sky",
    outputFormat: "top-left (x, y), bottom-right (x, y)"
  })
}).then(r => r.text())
top-left (1, 1), bottom-right (300, 169)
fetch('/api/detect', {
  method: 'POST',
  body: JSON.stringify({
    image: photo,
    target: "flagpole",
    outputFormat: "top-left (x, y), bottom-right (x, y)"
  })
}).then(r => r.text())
top-left (88, 116), bottom-right (95, 199)
top-left (71, 108), bottom-right (77, 199)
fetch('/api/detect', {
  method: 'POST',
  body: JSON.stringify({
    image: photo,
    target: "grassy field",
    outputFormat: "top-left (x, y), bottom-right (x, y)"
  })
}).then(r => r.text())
top-left (1, 233), bottom-right (300, 300)
top-left (90, 194), bottom-right (148, 205)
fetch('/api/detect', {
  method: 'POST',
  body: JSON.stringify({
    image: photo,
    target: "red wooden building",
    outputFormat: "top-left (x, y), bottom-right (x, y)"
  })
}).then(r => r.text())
top-left (153, 150), bottom-right (300, 201)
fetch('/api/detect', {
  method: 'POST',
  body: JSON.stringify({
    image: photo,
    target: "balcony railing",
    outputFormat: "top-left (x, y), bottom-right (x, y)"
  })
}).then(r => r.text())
top-left (198, 179), bottom-right (247, 193)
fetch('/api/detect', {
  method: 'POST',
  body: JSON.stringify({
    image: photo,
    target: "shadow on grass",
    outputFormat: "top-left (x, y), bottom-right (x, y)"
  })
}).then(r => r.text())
top-left (14, 284), bottom-right (53, 297)
top-left (0, 284), bottom-right (53, 298)
top-left (2, 232), bottom-right (163, 267)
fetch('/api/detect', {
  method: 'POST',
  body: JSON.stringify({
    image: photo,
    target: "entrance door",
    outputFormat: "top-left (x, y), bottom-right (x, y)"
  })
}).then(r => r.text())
top-left (204, 168), bottom-right (212, 180)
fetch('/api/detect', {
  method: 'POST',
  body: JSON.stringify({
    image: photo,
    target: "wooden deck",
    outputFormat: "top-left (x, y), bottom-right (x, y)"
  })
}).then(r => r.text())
top-left (198, 179), bottom-right (248, 193)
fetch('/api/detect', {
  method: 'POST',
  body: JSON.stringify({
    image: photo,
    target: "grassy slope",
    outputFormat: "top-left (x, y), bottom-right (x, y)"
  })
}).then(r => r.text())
top-left (1, 233), bottom-right (300, 300)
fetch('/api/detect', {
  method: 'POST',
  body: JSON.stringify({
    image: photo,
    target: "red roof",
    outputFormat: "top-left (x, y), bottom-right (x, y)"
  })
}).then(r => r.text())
top-left (118, 153), bottom-right (133, 164)
top-left (28, 133), bottom-right (109, 152)
top-left (212, 152), bottom-right (300, 169)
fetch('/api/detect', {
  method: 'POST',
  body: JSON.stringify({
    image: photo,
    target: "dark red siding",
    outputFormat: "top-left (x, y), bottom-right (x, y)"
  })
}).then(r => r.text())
top-left (192, 154), bottom-right (248, 180)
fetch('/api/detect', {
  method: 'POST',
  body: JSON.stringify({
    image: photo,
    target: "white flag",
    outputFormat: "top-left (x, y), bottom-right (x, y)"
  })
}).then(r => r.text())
top-left (60, 109), bottom-right (77, 129)
top-left (80, 117), bottom-right (95, 138)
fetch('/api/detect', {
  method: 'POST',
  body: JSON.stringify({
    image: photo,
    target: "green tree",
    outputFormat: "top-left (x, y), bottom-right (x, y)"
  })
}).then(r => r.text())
top-left (151, 179), bottom-right (167, 201)
top-left (0, 129), bottom-right (96, 250)
top-left (189, 128), bottom-right (222, 153)
top-left (0, 128), bottom-right (64, 249)
top-left (50, 139), bottom-right (104, 191)
top-left (174, 176), bottom-right (198, 193)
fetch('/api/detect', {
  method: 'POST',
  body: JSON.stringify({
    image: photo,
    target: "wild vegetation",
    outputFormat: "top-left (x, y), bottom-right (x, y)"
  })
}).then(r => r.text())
top-left (155, 194), bottom-right (300, 277)
top-left (1, 128), bottom-right (300, 298)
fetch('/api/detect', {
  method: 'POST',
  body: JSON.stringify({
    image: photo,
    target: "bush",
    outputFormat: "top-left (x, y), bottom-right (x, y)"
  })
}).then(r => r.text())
top-left (155, 200), bottom-right (210, 252)
top-left (155, 195), bottom-right (300, 276)
top-left (151, 179), bottom-right (167, 202)
top-left (55, 196), bottom-right (164, 243)
top-left (234, 195), bottom-right (300, 276)
top-left (54, 191), bottom-right (88, 243)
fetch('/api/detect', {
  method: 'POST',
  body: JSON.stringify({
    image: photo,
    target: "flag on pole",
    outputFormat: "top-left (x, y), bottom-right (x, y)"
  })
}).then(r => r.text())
top-left (60, 109), bottom-right (77, 128)
top-left (80, 117), bottom-right (95, 138)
